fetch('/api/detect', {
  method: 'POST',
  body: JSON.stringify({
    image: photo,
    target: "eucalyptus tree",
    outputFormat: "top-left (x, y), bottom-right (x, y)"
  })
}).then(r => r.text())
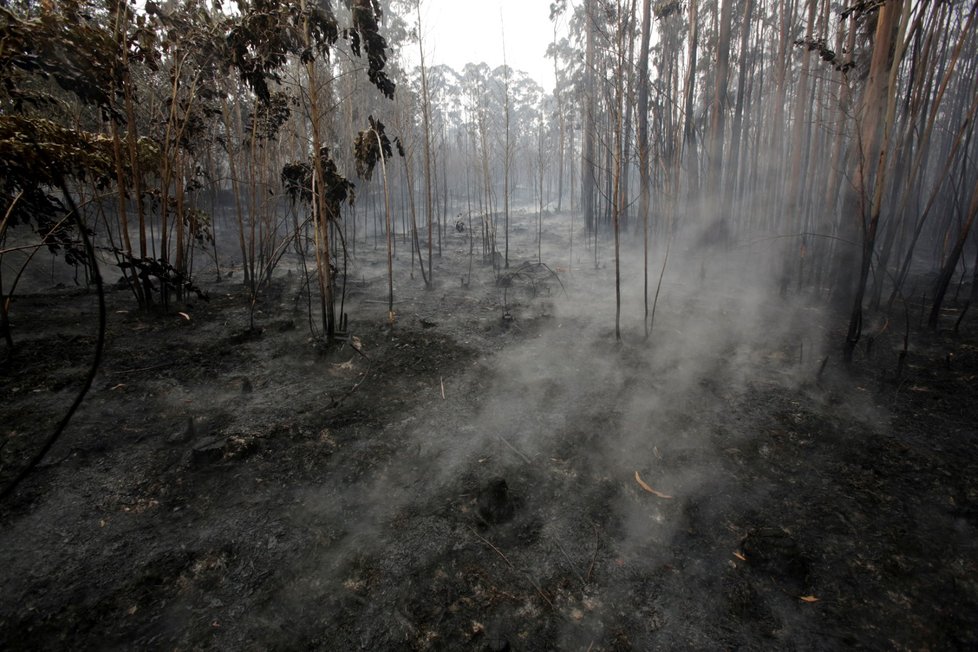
top-left (415, 0), bottom-right (435, 286)
top-left (504, 70), bottom-right (545, 200)
top-left (547, 0), bottom-right (978, 352)
top-left (241, 92), bottom-right (295, 296)
top-left (462, 63), bottom-right (497, 262)
top-left (391, 66), bottom-right (429, 284)
top-left (535, 104), bottom-right (548, 262)
top-left (636, 0), bottom-right (652, 335)
top-left (649, 0), bottom-right (685, 238)
top-left (679, 0), bottom-right (699, 209)
top-left (706, 0), bottom-right (733, 200)
top-left (229, 0), bottom-right (395, 341)
top-left (354, 116), bottom-right (397, 325)
top-left (609, 0), bottom-right (634, 341)
top-left (0, 0), bottom-right (165, 307)
top-left (547, 3), bottom-right (570, 212)
top-left (424, 63), bottom-right (462, 258)
top-left (500, 43), bottom-right (513, 269)
top-left (922, 6), bottom-right (978, 327)
top-left (433, 64), bottom-right (465, 235)
top-left (546, 32), bottom-right (581, 214)
top-left (580, 0), bottom-right (598, 235)
top-left (721, 0), bottom-right (754, 219)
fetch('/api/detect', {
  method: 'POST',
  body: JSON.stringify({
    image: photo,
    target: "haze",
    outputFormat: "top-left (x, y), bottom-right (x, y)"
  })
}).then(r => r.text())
top-left (416, 0), bottom-right (560, 89)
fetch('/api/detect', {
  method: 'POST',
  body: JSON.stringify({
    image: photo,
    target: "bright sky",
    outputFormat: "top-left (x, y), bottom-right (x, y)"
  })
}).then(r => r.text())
top-left (416, 0), bottom-right (563, 91)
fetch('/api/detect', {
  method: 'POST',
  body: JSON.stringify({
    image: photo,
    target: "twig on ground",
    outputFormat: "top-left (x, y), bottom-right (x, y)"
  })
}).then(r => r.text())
top-left (327, 360), bottom-right (373, 409)
top-left (109, 362), bottom-right (175, 375)
top-left (467, 526), bottom-right (555, 610)
top-left (586, 523), bottom-right (601, 583)
top-left (497, 435), bottom-right (532, 464)
top-left (552, 536), bottom-right (587, 587)
top-left (648, 238), bottom-right (671, 337)
top-left (468, 525), bottom-right (515, 570)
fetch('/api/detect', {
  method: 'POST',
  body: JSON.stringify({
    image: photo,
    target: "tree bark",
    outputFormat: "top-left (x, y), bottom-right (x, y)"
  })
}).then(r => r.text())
top-left (636, 0), bottom-right (652, 336)
top-left (843, 0), bottom-right (907, 363)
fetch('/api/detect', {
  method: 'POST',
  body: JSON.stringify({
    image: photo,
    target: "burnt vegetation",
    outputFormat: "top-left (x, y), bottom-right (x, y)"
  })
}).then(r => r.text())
top-left (2, 0), bottom-right (978, 648)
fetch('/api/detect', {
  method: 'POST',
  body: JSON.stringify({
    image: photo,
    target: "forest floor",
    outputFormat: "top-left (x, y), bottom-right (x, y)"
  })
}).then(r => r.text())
top-left (1, 211), bottom-right (977, 650)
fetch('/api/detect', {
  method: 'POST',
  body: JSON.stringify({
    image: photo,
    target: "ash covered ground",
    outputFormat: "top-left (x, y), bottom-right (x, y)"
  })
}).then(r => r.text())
top-left (2, 211), bottom-right (977, 649)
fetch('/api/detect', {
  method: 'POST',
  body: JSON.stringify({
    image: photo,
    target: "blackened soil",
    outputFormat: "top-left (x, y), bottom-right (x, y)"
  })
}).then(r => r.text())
top-left (1, 261), bottom-right (977, 650)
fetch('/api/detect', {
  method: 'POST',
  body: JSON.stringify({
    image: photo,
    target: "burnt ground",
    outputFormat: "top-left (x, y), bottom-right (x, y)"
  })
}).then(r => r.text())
top-left (1, 215), bottom-right (978, 650)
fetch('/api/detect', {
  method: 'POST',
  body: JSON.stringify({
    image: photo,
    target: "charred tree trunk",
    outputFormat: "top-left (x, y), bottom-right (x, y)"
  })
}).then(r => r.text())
top-left (637, 0), bottom-right (652, 336)
top-left (843, 0), bottom-right (906, 363)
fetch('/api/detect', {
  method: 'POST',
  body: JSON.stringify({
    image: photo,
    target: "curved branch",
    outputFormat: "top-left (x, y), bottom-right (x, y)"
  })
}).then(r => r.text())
top-left (1, 178), bottom-right (105, 502)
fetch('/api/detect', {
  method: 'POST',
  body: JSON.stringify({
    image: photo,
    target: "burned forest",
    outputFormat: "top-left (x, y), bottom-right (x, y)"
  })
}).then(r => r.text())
top-left (2, 0), bottom-right (978, 648)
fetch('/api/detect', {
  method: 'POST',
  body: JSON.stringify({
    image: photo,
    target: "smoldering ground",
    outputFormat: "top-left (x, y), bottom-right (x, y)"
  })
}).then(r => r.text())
top-left (254, 215), bottom-right (884, 648)
top-left (3, 203), bottom-right (972, 649)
